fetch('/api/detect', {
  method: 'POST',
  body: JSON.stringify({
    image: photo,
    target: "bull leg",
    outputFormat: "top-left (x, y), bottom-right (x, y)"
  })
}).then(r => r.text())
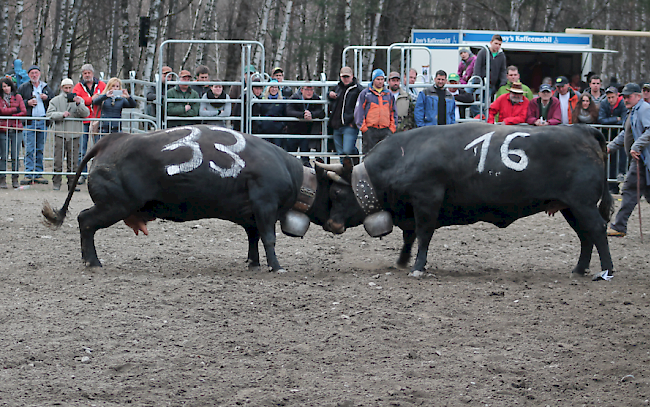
top-left (244, 226), bottom-right (261, 270)
top-left (397, 228), bottom-right (416, 269)
top-left (560, 208), bottom-right (593, 275)
top-left (78, 204), bottom-right (135, 267)
top-left (410, 205), bottom-right (442, 276)
top-left (566, 206), bottom-right (615, 280)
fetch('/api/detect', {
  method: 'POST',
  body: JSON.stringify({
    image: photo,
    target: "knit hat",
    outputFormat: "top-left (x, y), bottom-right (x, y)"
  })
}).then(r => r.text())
top-left (27, 65), bottom-right (40, 73)
top-left (372, 69), bottom-right (385, 82)
top-left (60, 78), bottom-right (74, 87)
top-left (459, 47), bottom-right (471, 54)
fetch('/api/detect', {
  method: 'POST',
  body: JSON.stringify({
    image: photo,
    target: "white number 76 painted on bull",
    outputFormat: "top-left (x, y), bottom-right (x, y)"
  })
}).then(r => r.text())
top-left (464, 131), bottom-right (531, 173)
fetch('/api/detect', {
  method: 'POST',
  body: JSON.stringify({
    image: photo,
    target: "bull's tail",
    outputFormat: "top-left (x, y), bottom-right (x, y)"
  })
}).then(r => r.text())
top-left (42, 141), bottom-right (102, 228)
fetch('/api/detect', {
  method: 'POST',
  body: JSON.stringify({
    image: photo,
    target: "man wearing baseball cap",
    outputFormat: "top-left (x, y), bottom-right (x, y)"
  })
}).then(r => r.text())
top-left (387, 71), bottom-right (413, 131)
top-left (606, 83), bottom-right (650, 237)
top-left (526, 84), bottom-right (561, 126)
top-left (17, 64), bottom-right (54, 184)
top-left (553, 76), bottom-right (579, 124)
top-left (166, 69), bottom-right (200, 127)
top-left (328, 66), bottom-right (362, 156)
top-left (446, 72), bottom-right (473, 120)
top-left (271, 67), bottom-right (293, 98)
top-left (600, 85), bottom-right (628, 193)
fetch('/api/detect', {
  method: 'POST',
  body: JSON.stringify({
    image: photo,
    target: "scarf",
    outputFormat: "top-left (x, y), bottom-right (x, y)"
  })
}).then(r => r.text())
top-left (207, 88), bottom-right (226, 108)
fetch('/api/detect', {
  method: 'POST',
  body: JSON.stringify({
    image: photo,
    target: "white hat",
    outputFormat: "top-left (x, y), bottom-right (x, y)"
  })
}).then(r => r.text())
top-left (60, 78), bottom-right (74, 87)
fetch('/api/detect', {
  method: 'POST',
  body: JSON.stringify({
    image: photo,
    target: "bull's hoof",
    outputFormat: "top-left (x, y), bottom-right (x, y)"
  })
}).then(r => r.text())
top-left (396, 256), bottom-right (410, 269)
top-left (408, 270), bottom-right (425, 278)
top-left (248, 265), bottom-right (261, 272)
top-left (275, 268), bottom-right (288, 274)
top-left (84, 259), bottom-right (102, 267)
top-left (593, 270), bottom-right (614, 281)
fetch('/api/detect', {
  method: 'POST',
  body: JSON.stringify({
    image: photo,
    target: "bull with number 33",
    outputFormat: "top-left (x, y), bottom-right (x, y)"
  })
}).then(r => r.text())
top-left (43, 125), bottom-right (341, 272)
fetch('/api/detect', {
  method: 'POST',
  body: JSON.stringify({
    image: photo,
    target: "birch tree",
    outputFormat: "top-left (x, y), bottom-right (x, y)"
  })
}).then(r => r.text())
top-left (142, 0), bottom-right (162, 82)
top-left (9, 0), bottom-right (25, 66)
top-left (121, 0), bottom-right (133, 76)
top-left (181, 0), bottom-right (203, 70)
top-left (253, 0), bottom-right (273, 70)
top-left (33, 0), bottom-right (52, 66)
top-left (366, 0), bottom-right (385, 78)
top-left (273, 0), bottom-right (293, 69)
top-left (0, 4), bottom-right (8, 70)
top-left (195, 0), bottom-right (216, 68)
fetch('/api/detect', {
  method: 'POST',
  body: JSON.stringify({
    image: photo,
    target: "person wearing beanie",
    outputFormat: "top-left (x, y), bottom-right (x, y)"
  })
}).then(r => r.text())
top-left (354, 68), bottom-right (396, 153)
top-left (17, 64), bottom-right (54, 185)
top-left (46, 78), bottom-right (89, 192)
top-left (457, 47), bottom-right (476, 85)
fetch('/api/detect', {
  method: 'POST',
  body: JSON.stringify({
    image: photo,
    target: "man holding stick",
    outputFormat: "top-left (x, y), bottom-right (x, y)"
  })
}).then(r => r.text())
top-left (606, 83), bottom-right (650, 237)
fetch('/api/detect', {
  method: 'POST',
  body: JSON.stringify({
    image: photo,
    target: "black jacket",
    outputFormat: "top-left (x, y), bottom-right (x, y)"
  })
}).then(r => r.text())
top-left (328, 78), bottom-right (363, 129)
top-left (474, 48), bottom-right (507, 89)
top-left (17, 80), bottom-right (54, 123)
top-left (286, 92), bottom-right (325, 135)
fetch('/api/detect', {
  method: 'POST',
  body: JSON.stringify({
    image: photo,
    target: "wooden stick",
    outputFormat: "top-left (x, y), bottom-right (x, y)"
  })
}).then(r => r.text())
top-left (637, 157), bottom-right (644, 243)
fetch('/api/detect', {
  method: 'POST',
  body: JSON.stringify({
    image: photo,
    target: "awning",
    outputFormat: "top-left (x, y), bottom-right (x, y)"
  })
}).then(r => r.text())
top-left (464, 43), bottom-right (617, 53)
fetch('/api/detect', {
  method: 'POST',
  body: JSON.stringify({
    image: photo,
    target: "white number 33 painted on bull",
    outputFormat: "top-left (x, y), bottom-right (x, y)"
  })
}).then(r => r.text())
top-left (161, 126), bottom-right (246, 178)
top-left (464, 131), bottom-right (530, 173)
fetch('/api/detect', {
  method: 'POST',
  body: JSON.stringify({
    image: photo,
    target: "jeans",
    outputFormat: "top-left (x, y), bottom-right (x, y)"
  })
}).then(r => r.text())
top-left (0, 129), bottom-right (20, 176)
top-left (610, 159), bottom-right (650, 233)
top-left (285, 136), bottom-right (311, 165)
top-left (78, 122), bottom-right (90, 174)
top-left (332, 126), bottom-right (359, 156)
top-left (23, 119), bottom-right (46, 178)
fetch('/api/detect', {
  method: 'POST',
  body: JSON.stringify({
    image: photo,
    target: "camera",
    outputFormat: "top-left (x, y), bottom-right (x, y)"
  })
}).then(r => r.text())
top-left (66, 92), bottom-right (77, 102)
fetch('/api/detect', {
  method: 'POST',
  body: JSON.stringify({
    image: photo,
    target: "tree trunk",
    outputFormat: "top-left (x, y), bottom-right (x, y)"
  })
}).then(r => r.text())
top-left (48, 0), bottom-right (68, 87)
top-left (345, 0), bottom-right (351, 44)
top-left (109, 0), bottom-right (119, 76)
top-left (196, 0), bottom-right (216, 68)
top-left (181, 0), bottom-right (203, 70)
top-left (600, 2), bottom-right (611, 78)
top-left (63, 0), bottom-right (83, 79)
top-left (0, 4), bottom-right (8, 71)
top-left (225, 0), bottom-right (252, 80)
top-left (509, 0), bottom-right (526, 31)
top-left (142, 0), bottom-right (162, 82)
top-left (273, 0), bottom-right (293, 70)
top-left (121, 0), bottom-right (133, 77)
top-left (366, 0), bottom-right (385, 78)
top-left (253, 0), bottom-right (272, 71)
top-left (165, 1), bottom-right (178, 70)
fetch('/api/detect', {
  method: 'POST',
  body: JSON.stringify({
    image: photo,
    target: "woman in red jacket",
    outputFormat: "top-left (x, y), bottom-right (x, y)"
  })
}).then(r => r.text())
top-left (0, 77), bottom-right (27, 188)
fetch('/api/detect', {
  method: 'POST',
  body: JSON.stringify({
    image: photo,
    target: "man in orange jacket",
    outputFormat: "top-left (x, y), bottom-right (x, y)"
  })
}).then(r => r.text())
top-left (553, 76), bottom-right (579, 124)
top-left (354, 69), bottom-right (397, 153)
top-left (488, 81), bottom-right (529, 125)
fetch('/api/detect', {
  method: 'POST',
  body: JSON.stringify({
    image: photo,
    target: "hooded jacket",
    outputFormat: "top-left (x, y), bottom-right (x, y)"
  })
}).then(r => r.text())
top-left (457, 54), bottom-right (476, 84)
top-left (414, 86), bottom-right (456, 127)
top-left (354, 86), bottom-right (397, 133)
top-left (488, 93), bottom-right (529, 125)
top-left (474, 48), bottom-right (507, 88)
top-left (73, 77), bottom-right (106, 123)
top-left (328, 77), bottom-right (362, 129)
top-left (598, 95), bottom-right (627, 125)
top-left (0, 93), bottom-right (27, 129)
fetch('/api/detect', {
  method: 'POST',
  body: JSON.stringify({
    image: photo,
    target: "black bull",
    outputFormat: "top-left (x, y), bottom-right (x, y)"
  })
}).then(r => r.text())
top-left (42, 125), bottom-right (338, 271)
top-left (323, 123), bottom-right (616, 281)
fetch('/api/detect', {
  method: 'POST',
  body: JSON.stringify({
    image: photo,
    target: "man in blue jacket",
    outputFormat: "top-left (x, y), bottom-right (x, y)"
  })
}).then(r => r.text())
top-left (414, 70), bottom-right (456, 127)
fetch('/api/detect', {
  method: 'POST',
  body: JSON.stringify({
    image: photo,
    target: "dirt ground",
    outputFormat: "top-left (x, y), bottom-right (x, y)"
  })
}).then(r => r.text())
top-left (1, 184), bottom-right (649, 407)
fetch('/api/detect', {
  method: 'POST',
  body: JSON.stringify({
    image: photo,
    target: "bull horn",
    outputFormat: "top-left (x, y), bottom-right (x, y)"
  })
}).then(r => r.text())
top-left (327, 171), bottom-right (350, 185)
top-left (315, 161), bottom-right (344, 174)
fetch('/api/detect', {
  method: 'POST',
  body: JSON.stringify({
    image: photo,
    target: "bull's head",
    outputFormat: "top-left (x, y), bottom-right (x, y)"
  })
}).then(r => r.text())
top-left (315, 158), bottom-right (367, 234)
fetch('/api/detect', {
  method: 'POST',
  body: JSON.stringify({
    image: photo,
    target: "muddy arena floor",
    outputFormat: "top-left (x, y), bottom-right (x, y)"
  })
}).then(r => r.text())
top-left (1, 184), bottom-right (649, 407)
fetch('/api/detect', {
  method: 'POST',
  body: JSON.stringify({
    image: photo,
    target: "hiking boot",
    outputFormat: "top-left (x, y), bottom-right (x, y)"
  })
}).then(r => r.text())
top-left (607, 228), bottom-right (626, 237)
top-left (11, 176), bottom-right (19, 188)
top-left (0, 178), bottom-right (6, 189)
top-left (53, 184), bottom-right (61, 191)
top-left (34, 177), bottom-right (49, 185)
top-left (20, 178), bottom-right (34, 185)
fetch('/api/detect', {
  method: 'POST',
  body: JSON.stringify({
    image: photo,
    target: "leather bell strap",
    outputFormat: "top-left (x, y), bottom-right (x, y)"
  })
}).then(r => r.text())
top-left (293, 166), bottom-right (317, 213)
top-left (351, 162), bottom-right (380, 216)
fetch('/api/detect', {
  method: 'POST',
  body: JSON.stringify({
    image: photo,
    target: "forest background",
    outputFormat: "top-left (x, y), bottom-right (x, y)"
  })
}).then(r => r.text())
top-left (0, 0), bottom-right (646, 91)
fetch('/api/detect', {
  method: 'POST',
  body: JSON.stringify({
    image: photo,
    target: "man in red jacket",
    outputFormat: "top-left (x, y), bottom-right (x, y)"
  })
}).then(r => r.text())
top-left (526, 84), bottom-right (562, 126)
top-left (488, 81), bottom-right (529, 125)
top-left (73, 64), bottom-right (106, 183)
